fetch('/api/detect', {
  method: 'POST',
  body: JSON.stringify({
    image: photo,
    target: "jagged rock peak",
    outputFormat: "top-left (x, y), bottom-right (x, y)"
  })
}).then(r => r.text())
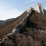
top-left (34, 3), bottom-right (44, 14)
top-left (26, 7), bottom-right (33, 13)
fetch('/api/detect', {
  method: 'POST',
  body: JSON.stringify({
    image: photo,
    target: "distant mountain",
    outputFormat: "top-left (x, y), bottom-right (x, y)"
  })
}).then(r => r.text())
top-left (0, 20), bottom-right (4, 24)
top-left (44, 9), bottom-right (46, 14)
top-left (0, 3), bottom-right (46, 46)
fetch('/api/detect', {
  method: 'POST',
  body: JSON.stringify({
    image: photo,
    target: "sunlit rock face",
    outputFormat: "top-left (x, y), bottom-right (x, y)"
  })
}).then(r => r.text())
top-left (34, 3), bottom-right (44, 14)
top-left (26, 7), bottom-right (33, 13)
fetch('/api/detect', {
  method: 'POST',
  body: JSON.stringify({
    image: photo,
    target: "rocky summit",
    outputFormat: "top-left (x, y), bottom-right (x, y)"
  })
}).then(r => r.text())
top-left (0, 3), bottom-right (46, 46)
top-left (34, 3), bottom-right (44, 14)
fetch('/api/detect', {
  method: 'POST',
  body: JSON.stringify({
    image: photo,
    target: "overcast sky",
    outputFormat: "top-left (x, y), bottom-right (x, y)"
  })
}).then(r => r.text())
top-left (0, 0), bottom-right (46, 20)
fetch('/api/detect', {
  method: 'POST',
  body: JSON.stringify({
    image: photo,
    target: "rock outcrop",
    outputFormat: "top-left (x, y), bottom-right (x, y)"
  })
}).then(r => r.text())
top-left (34, 3), bottom-right (44, 14)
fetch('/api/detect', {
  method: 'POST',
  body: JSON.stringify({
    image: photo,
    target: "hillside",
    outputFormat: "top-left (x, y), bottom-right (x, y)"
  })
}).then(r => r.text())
top-left (0, 9), bottom-right (46, 46)
top-left (0, 3), bottom-right (46, 46)
top-left (0, 11), bottom-right (28, 42)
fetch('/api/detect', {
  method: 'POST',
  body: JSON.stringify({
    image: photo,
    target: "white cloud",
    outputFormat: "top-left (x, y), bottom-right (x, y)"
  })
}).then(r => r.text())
top-left (0, 2), bottom-right (22, 20)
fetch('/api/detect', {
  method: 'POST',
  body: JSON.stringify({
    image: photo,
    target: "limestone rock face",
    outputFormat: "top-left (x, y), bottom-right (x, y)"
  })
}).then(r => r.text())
top-left (34, 3), bottom-right (44, 14)
top-left (26, 7), bottom-right (33, 13)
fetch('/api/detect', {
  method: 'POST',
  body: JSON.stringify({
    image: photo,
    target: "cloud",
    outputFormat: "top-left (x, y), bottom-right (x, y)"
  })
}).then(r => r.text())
top-left (0, 1), bottom-right (22, 20)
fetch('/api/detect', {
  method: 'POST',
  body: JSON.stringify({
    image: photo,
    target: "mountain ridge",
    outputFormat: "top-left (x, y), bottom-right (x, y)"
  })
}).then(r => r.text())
top-left (0, 3), bottom-right (46, 46)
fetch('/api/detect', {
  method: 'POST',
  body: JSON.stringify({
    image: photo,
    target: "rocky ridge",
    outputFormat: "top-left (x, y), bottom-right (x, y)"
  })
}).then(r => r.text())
top-left (0, 3), bottom-right (46, 46)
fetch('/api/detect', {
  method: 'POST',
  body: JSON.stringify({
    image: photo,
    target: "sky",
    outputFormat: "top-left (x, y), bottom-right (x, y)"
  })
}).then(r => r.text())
top-left (0, 0), bottom-right (46, 20)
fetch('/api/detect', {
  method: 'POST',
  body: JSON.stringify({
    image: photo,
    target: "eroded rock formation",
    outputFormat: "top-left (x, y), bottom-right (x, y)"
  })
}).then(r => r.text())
top-left (34, 3), bottom-right (44, 14)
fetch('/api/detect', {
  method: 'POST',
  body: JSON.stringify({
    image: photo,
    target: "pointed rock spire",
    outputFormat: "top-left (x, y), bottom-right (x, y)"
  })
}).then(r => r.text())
top-left (34, 3), bottom-right (44, 14)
